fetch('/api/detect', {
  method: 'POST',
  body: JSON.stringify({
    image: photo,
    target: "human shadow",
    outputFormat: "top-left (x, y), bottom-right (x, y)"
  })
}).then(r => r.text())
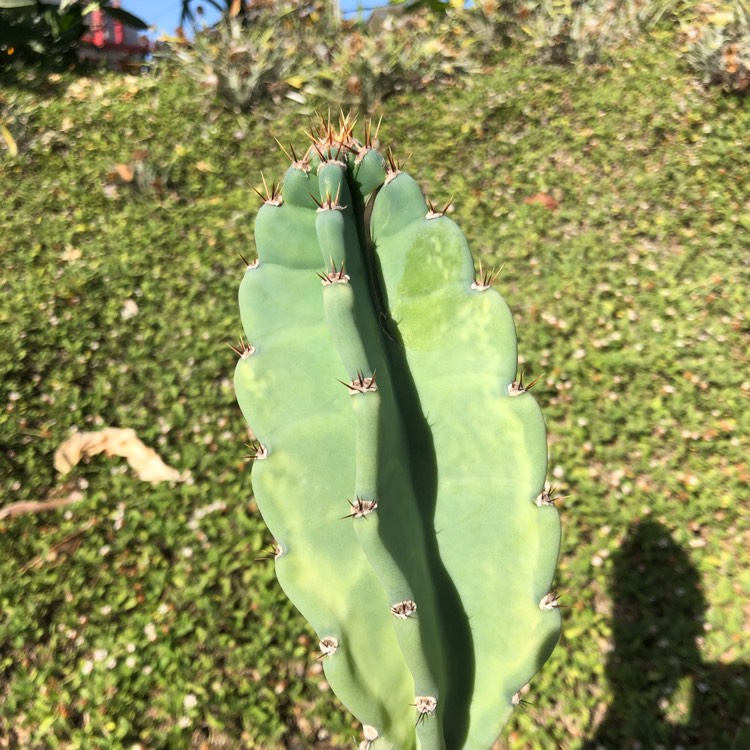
top-left (585, 519), bottom-right (750, 749)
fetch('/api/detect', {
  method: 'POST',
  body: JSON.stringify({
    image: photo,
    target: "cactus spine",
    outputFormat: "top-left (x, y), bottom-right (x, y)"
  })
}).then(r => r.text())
top-left (234, 115), bottom-right (561, 749)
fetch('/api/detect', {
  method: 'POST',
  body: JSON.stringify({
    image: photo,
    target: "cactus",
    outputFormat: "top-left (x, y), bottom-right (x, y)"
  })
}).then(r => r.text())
top-left (233, 115), bottom-right (561, 750)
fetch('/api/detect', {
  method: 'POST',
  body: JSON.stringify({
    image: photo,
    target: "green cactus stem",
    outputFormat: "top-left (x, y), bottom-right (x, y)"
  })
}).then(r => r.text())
top-left (234, 114), bottom-right (562, 750)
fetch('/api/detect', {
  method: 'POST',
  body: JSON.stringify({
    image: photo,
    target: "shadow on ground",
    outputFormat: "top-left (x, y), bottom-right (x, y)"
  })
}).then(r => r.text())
top-left (585, 518), bottom-right (750, 749)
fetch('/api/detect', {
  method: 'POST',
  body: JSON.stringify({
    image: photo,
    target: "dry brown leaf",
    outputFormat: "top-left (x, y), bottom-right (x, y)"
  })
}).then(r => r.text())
top-left (1, 124), bottom-right (18, 158)
top-left (524, 192), bottom-right (560, 211)
top-left (54, 428), bottom-right (190, 483)
top-left (114, 163), bottom-right (134, 182)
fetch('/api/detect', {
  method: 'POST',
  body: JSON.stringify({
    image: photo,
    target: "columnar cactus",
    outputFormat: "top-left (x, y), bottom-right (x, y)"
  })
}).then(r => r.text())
top-left (233, 115), bottom-right (561, 750)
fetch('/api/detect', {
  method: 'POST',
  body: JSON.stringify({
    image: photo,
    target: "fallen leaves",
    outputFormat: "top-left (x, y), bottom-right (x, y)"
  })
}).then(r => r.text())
top-left (54, 428), bottom-right (190, 483)
top-left (1, 123), bottom-right (18, 157)
top-left (524, 192), bottom-right (560, 211)
top-left (113, 163), bottom-right (134, 183)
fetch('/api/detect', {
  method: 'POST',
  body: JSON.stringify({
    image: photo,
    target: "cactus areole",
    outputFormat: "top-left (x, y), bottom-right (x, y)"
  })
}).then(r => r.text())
top-left (233, 115), bottom-right (562, 750)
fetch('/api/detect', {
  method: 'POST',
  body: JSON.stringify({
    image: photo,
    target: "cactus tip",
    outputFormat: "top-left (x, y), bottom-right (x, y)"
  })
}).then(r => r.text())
top-left (511, 689), bottom-right (532, 710)
top-left (342, 497), bottom-right (378, 519)
top-left (318, 636), bottom-right (339, 658)
top-left (253, 172), bottom-right (282, 205)
top-left (274, 137), bottom-right (293, 162)
top-left (254, 541), bottom-right (283, 562)
top-left (244, 441), bottom-right (268, 461)
top-left (317, 261), bottom-right (350, 285)
top-left (390, 600), bottom-right (417, 619)
top-left (239, 252), bottom-right (260, 271)
top-left (275, 137), bottom-right (311, 172)
top-left (472, 260), bottom-right (502, 291)
top-left (384, 147), bottom-right (401, 183)
top-left (358, 724), bottom-right (379, 750)
top-left (315, 185), bottom-right (346, 212)
top-left (373, 114), bottom-right (383, 145)
top-left (539, 590), bottom-right (562, 610)
top-left (363, 119), bottom-right (373, 150)
top-left (508, 370), bottom-right (543, 396)
top-left (535, 486), bottom-right (560, 507)
top-left (339, 372), bottom-right (378, 394)
top-left (414, 696), bottom-right (438, 725)
top-left (426, 197), bottom-right (453, 220)
top-left (362, 725), bottom-right (379, 741)
top-left (228, 337), bottom-right (256, 360)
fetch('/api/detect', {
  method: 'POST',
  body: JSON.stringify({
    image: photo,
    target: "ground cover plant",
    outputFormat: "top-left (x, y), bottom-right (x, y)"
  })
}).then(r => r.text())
top-left (1, 24), bottom-right (749, 750)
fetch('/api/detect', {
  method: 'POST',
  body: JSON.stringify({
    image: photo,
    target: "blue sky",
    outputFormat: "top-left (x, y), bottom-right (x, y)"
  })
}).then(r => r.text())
top-left (121, 0), bottom-right (375, 37)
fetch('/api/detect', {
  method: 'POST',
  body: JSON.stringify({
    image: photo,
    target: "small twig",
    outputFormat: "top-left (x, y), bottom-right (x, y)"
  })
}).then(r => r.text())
top-left (0, 494), bottom-right (84, 520)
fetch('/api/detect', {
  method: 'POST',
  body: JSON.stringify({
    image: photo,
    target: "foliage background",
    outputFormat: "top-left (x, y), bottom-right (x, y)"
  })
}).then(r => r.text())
top-left (1, 1), bottom-right (749, 748)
